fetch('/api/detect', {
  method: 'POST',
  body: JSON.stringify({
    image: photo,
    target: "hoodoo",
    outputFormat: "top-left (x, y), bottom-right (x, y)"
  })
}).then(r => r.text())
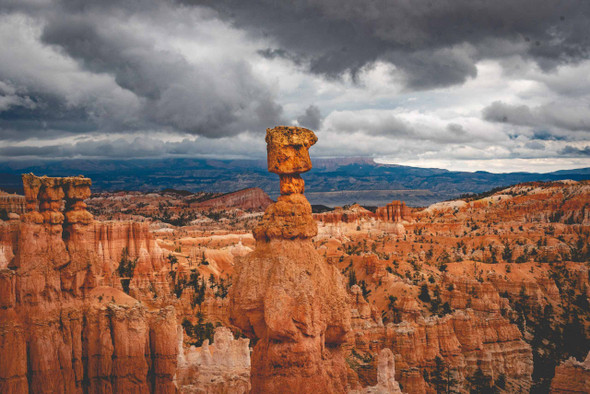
top-left (229, 126), bottom-right (352, 393)
top-left (0, 174), bottom-right (177, 393)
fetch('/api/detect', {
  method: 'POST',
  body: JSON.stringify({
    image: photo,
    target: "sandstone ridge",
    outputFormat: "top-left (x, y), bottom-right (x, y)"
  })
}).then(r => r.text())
top-left (0, 174), bottom-right (177, 393)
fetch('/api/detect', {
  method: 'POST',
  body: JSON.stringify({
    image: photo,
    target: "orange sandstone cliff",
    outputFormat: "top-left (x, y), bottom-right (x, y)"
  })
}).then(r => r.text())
top-left (0, 174), bottom-right (177, 393)
top-left (550, 352), bottom-right (590, 393)
top-left (193, 187), bottom-right (273, 211)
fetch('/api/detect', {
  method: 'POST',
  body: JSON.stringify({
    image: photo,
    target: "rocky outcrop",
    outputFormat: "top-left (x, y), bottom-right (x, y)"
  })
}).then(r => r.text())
top-left (21, 173), bottom-right (93, 225)
top-left (313, 202), bottom-right (408, 240)
top-left (0, 174), bottom-right (177, 393)
top-left (350, 348), bottom-right (403, 394)
top-left (375, 201), bottom-right (411, 223)
top-left (349, 308), bottom-right (533, 393)
top-left (229, 126), bottom-right (352, 393)
top-left (314, 202), bottom-right (411, 224)
top-left (0, 190), bottom-right (25, 215)
top-left (177, 326), bottom-right (251, 393)
top-left (314, 204), bottom-right (374, 224)
top-left (194, 187), bottom-right (273, 211)
top-left (550, 351), bottom-right (590, 393)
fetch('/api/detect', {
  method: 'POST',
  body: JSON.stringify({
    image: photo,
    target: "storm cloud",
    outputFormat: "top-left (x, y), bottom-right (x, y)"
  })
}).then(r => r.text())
top-left (0, 0), bottom-right (284, 141)
top-left (1, 0), bottom-right (590, 172)
top-left (297, 105), bottom-right (322, 130)
top-left (483, 101), bottom-right (590, 133)
top-left (189, 0), bottom-right (590, 88)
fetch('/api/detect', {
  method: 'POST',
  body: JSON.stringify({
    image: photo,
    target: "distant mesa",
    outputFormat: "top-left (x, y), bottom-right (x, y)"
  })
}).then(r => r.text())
top-left (192, 187), bottom-right (273, 211)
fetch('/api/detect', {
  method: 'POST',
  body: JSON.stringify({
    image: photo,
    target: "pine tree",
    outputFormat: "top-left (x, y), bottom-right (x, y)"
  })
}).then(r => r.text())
top-left (431, 356), bottom-right (446, 393)
top-left (467, 367), bottom-right (494, 394)
top-left (167, 253), bottom-right (178, 271)
top-left (502, 241), bottom-right (512, 262)
top-left (431, 356), bottom-right (459, 393)
top-left (419, 284), bottom-right (431, 303)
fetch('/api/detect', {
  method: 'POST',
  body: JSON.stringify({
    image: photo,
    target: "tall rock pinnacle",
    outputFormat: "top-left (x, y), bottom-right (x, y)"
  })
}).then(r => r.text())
top-left (230, 126), bottom-right (352, 393)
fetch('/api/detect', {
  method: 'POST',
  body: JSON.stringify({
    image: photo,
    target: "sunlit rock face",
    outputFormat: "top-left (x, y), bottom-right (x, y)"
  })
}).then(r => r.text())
top-left (349, 348), bottom-right (403, 394)
top-left (229, 126), bottom-right (352, 393)
top-left (550, 352), bottom-right (590, 393)
top-left (375, 201), bottom-right (411, 223)
top-left (0, 174), bottom-right (177, 394)
top-left (176, 326), bottom-right (251, 393)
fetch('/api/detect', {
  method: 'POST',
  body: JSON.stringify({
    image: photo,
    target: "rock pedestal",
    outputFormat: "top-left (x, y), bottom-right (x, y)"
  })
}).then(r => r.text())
top-left (229, 126), bottom-right (351, 393)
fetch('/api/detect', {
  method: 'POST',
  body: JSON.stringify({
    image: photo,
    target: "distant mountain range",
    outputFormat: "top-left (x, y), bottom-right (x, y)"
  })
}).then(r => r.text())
top-left (1, 158), bottom-right (589, 207)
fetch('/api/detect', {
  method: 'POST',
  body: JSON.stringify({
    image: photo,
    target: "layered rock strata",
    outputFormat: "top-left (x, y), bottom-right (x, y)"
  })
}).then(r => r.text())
top-left (550, 352), bottom-right (590, 393)
top-left (176, 326), bottom-right (251, 393)
top-left (21, 173), bottom-right (93, 225)
top-left (193, 187), bottom-right (273, 211)
top-left (230, 126), bottom-right (352, 393)
top-left (375, 201), bottom-right (411, 223)
top-left (0, 190), bottom-right (25, 215)
top-left (350, 348), bottom-right (403, 394)
top-left (0, 174), bottom-right (177, 393)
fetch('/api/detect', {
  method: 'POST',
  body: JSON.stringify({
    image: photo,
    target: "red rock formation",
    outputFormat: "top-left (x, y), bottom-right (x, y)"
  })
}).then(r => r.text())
top-left (314, 204), bottom-right (374, 224)
top-left (0, 190), bottom-right (25, 215)
top-left (229, 126), bottom-right (351, 393)
top-left (364, 254), bottom-right (388, 278)
top-left (349, 310), bottom-right (532, 393)
top-left (350, 348), bottom-right (403, 394)
top-left (376, 201), bottom-right (411, 222)
top-left (550, 352), bottom-right (590, 393)
top-left (193, 187), bottom-right (273, 211)
top-left (0, 174), bottom-right (177, 394)
top-left (177, 326), bottom-right (251, 393)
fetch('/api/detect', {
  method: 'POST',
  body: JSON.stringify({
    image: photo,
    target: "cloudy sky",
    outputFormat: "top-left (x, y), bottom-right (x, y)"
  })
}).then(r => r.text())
top-left (1, 0), bottom-right (589, 172)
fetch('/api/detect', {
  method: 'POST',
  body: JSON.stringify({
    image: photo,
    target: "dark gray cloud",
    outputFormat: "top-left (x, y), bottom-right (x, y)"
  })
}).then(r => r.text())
top-left (524, 141), bottom-right (545, 150)
top-left (297, 105), bottom-right (322, 130)
top-left (186, 0), bottom-right (590, 89)
top-left (483, 101), bottom-right (590, 134)
top-left (483, 101), bottom-right (536, 126)
top-left (0, 0), bottom-right (589, 170)
top-left (0, 91), bottom-right (97, 140)
top-left (40, 6), bottom-right (283, 137)
top-left (561, 145), bottom-right (590, 156)
top-left (0, 135), bottom-right (263, 159)
top-left (0, 0), bottom-right (285, 141)
top-left (446, 123), bottom-right (467, 136)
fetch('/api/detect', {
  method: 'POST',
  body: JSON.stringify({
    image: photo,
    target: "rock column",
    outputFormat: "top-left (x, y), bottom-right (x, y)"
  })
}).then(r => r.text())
top-left (63, 176), bottom-right (93, 225)
top-left (38, 177), bottom-right (65, 225)
top-left (230, 126), bottom-right (351, 393)
top-left (21, 173), bottom-right (43, 224)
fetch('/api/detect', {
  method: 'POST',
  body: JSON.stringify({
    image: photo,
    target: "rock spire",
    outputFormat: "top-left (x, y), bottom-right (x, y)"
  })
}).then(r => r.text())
top-left (229, 126), bottom-right (352, 393)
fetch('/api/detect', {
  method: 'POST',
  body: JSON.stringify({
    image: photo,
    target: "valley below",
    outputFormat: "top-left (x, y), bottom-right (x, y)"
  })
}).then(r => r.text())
top-left (1, 174), bottom-right (589, 393)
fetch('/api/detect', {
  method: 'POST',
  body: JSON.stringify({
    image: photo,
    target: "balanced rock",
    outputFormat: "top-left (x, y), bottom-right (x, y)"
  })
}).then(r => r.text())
top-left (230, 126), bottom-right (351, 393)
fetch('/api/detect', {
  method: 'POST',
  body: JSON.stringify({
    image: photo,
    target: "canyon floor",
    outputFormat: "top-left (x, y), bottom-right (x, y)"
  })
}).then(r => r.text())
top-left (1, 179), bottom-right (589, 393)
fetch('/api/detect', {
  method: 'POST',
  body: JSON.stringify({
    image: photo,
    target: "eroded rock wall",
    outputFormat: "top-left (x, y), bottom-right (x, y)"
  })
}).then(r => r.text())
top-left (176, 326), bottom-right (250, 393)
top-left (0, 174), bottom-right (177, 393)
top-left (550, 352), bottom-right (590, 393)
